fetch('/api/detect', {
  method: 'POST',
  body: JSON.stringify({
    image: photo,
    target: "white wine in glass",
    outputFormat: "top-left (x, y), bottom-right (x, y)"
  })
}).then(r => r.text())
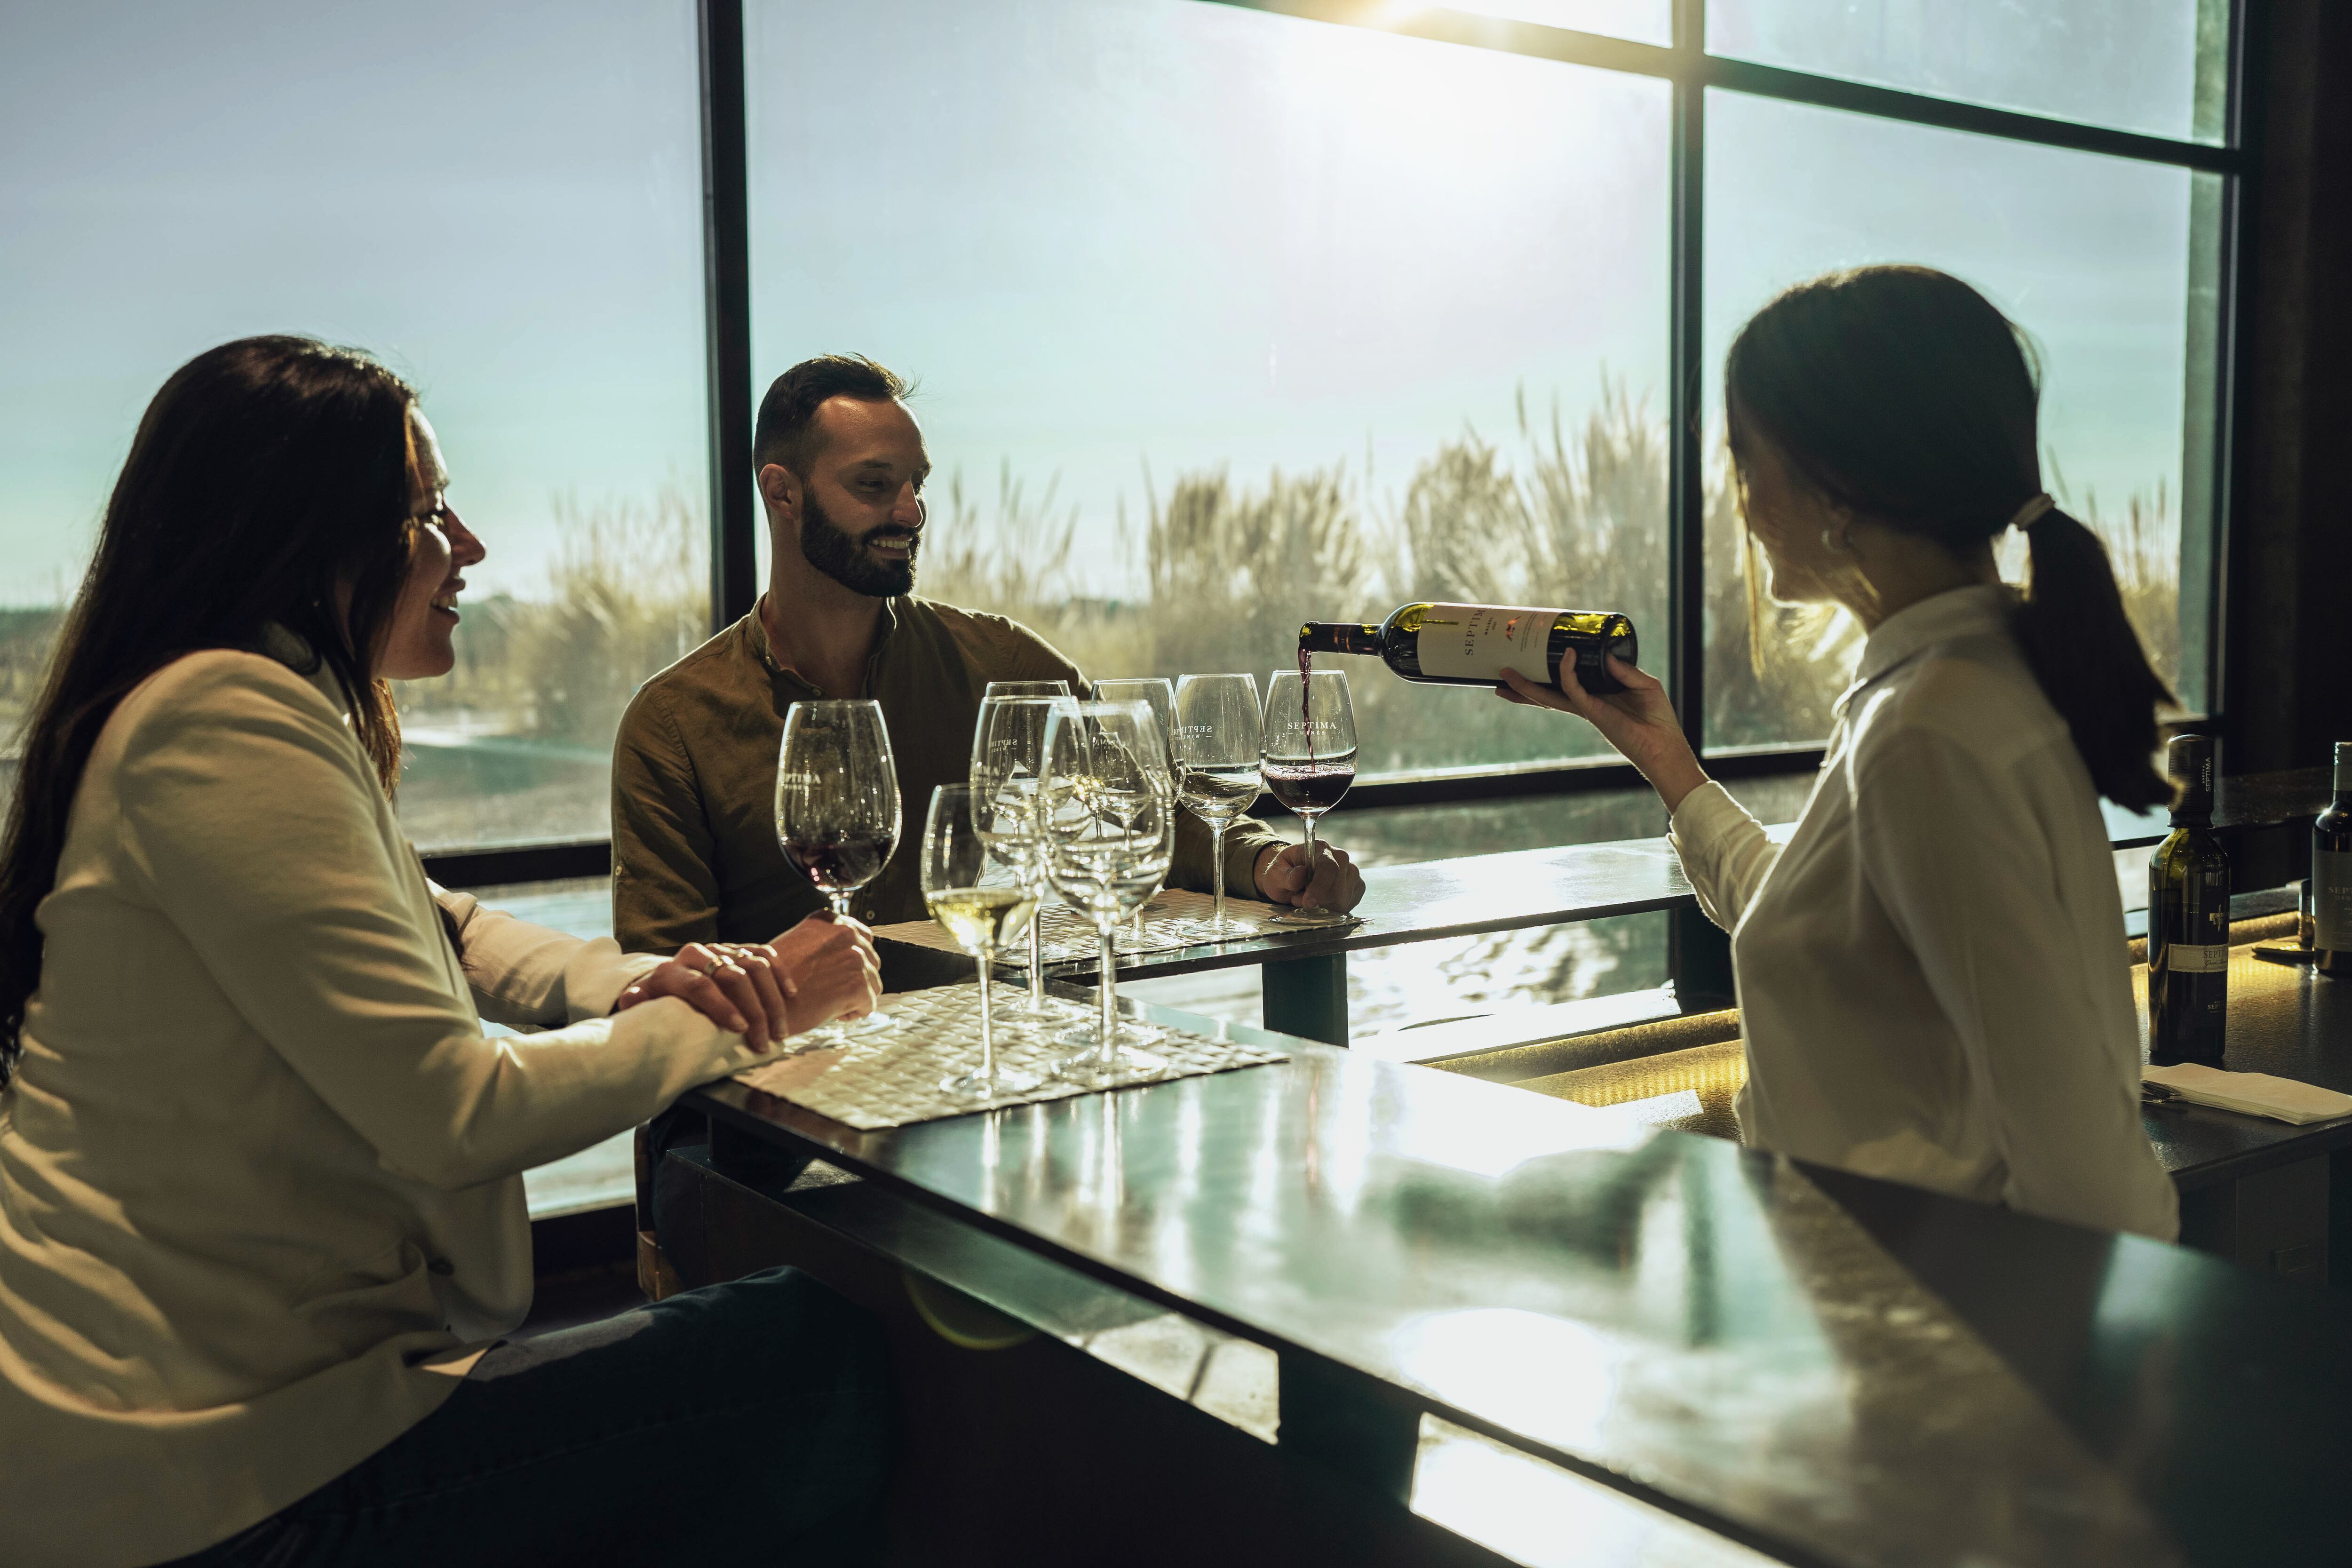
top-left (922, 786), bottom-right (1041, 1100)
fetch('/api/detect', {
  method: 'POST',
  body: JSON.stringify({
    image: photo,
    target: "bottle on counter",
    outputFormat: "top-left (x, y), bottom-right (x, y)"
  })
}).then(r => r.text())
top-left (2314, 740), bottom-right (2352, 979)
top-left (2150, 733), bottom-right (2230, 1067)
top-left (1299, 603), bottom-right (1639, 695)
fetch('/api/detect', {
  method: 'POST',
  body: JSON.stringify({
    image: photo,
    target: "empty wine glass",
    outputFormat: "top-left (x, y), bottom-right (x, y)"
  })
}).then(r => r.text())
top-left (1041, 700), bottom-right (1174, 1086)
top-left (1094, 677), bottom-right (1176, 948)
top-left (777, 699), bottom-right (901, 1035)
top-left (1173, 673), bottom-right (1263, 934)
top-left (922, 786), bottom-right (1042, 1101)
top-left (1261, 669), bottom-right (1355, 912)
top-left (984, 679), bottom-right (1072, 700)
top-left (971, 693), bottom-right (1077, 1023)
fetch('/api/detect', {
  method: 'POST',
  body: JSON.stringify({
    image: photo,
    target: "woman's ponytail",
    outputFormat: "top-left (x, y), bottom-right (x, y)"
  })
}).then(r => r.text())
top-left (2012, 507), bottom-right (2173, 811)
top-left (1725, 266), bottom-right (2178, 811)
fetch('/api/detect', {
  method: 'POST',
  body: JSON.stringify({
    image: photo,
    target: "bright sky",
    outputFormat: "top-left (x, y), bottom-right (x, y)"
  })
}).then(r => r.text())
top-left (0, 0), bottom-right (2210, 607)
top-left (0, 0), bottom-right (708, 604)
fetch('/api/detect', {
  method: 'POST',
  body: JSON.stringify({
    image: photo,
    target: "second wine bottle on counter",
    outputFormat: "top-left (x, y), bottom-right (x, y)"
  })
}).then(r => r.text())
top-left (2150, 733), bottom-right (2230, 1067)
top-left (1300, 603), bottom-right (1638, 695)
top-left (2315, 740), bottom-right (2352, 979)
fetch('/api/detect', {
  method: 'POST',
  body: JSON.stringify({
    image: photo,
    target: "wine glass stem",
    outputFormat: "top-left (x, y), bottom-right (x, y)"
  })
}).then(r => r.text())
top-left (1210, 820), bottom-right (1227, 928)
top-left (828, 891), bottom-right (853, 920)
top-left (1027, 885), bottom-right (1047, 1010)
top-left (976, 948), bottom-right (995, 1088)
top-left (1097, 925), bottom-right (1120, 1069)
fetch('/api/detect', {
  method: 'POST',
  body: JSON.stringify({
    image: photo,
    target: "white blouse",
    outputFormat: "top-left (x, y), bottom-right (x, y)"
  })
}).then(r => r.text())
top-left (1670, 584), bottom-right (2177, 1242)
top-left (0, 642), bottom-right (766, 1568)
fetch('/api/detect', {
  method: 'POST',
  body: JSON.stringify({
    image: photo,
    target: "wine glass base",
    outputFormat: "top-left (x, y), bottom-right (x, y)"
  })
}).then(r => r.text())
top-left (940, 1065), bottom-right (1043, 1100)
top-left (1047, 1040), bottom-right (1169, 1087)
top-left (1053, 1019), bottom-right (1166, 1050)
top-left (998, 990), bottom-right (1078, 1027)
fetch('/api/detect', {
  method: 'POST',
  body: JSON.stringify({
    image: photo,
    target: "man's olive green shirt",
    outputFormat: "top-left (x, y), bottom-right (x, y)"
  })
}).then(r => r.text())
top-left (611, 595), bottom-right (1280, 953)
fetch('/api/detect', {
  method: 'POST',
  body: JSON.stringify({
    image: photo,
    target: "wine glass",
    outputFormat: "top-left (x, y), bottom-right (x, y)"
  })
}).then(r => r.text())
top-left (970, 693), bottom-right (1078, 1023)
top-left (984, 679), bottom-right (1072, 700)
top-left (1094, 677), bottom-right (1176, 948)
top-left (1040, 700), bottom-right (1175, 1086)
top-left (1261, 669), bottom-right (1355, 912)
top-left (1173, 673), bottom-right (1263, 934)
top-left (776, 699), bottom-right (901, 1035)
top-left (921, 785), bottom-right (1042, 1101)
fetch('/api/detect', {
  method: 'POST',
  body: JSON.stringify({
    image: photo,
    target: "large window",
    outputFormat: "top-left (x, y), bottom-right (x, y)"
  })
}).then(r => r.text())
top-left (6, 0), bottom-right (2241, 876)
top-left (746, 0), bottom-right (1672, 781)
top-left (0, 0), bottom-right (709, 850)
top-left (1708, 0), bottom-right (2227, 142)
top-left (1702, 94), bottom-right (2221, 746)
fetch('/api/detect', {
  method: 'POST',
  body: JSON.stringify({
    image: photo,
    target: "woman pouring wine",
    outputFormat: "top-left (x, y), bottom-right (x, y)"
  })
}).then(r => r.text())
top-left (1500, 265), bottom-right (2178, 1242)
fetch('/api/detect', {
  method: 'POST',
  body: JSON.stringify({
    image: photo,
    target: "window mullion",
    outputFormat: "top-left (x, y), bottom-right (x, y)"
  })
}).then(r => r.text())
top-left (698, 0), bottom-right (758, 635)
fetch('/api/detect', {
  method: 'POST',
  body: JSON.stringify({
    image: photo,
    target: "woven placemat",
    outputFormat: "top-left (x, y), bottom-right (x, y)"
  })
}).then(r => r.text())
top-left (876, 887), bottom-right (1359, 967)
top-left (731, 982), bottom-right (1289, 1129)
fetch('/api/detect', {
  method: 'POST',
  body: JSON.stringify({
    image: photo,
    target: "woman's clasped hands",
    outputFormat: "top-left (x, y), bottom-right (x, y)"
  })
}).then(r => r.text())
top-left (612, 911), bottom-right (883, 1050)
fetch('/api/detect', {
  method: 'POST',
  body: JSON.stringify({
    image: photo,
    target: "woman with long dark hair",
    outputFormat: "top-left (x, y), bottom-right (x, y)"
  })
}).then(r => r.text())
top-left (0, 337), bottom-right (890, 1566)
top-left (1503, 265), bottom-right (2178, 1241)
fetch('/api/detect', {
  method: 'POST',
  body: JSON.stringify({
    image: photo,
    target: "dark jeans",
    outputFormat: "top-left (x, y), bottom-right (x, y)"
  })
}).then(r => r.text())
top-left (169, 1266), bottom-right (890, 1568)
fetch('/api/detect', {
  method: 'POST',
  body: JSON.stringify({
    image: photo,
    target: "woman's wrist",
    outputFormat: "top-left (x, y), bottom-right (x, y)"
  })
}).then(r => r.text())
top-left (1639, 742), bottom-right (1710, 817)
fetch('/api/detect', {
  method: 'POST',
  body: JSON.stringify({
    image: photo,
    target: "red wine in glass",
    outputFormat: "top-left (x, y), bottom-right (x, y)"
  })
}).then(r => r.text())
top-left (1263, 665), bottom-right (1355, 912)
top-left (776, 698), bottom-right (902, 1034)
top-left (782, 828), bottom-right (896, 900)
top-left (1263, 756), bottom-right (1356, 814)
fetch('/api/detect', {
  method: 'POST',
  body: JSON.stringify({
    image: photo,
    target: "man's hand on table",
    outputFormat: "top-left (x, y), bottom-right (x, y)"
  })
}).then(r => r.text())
top-left (765, 912), bottom-right (883, 1036)
top-left (613, 913), bottom-right (881, 1049)
top-left (1253, 841), bottom-right (1366, 914)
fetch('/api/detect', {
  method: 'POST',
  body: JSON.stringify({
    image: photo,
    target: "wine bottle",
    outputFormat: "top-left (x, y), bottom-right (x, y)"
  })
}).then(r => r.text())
top-left (2314, 740), bottom-right (2352, 979)
top-left (1300, 603), bottom-right (1638, 695)
top-left (2149, 733), bottom-right (2229, 1067)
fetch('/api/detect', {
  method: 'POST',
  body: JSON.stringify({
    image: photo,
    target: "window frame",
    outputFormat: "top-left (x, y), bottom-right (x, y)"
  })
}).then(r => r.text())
top-left (423, 0), bottom-right (2247, 891)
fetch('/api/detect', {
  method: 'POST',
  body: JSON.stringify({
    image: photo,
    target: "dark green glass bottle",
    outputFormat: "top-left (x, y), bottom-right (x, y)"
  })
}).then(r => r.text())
top-left (2315, 740), bottom-right (2352, 979)
top-left (2149, 734), bottom-right (2229, 1067)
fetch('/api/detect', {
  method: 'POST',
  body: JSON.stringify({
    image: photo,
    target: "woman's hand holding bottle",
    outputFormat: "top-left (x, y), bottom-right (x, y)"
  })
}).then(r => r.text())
top-left (1497, 655), bottom-right (1710, 815)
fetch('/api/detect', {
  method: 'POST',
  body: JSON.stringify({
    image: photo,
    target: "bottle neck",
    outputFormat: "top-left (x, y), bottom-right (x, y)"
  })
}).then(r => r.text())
top-left (2335, 744), bottom-right (2351, 800)
top-left (1299, 621), bottom-right (1382, 658)
top-left (2168, 737), bottom-right (2215, 827)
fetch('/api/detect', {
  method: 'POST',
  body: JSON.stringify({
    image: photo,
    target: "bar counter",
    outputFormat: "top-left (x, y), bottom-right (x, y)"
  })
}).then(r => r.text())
top-left (661, 770), bottom-right (2350, 1563)
top-left (672, 977), bottom-right (2352, 1567)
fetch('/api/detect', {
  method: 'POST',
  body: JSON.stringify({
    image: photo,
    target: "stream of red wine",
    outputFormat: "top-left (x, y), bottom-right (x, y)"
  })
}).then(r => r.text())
top-left (1297, 644), bottom-right (1314, 765)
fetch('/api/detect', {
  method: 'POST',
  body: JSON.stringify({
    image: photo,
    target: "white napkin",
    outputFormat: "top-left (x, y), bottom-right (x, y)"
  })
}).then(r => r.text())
top-left (2143, 1063), bottom-right (2352, 1125)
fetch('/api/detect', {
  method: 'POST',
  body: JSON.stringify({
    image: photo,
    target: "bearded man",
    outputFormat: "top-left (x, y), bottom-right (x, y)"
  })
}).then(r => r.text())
top-left (610, 354), bottom-right (1364, 955)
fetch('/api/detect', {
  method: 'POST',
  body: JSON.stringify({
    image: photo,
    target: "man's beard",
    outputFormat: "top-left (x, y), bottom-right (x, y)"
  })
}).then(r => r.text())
top-left (799, 492), bottom-right (918, 598)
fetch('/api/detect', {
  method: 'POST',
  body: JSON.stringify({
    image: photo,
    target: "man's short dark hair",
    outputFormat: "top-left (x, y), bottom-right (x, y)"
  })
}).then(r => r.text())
top-left (752, 354), bottom-right (909, 478)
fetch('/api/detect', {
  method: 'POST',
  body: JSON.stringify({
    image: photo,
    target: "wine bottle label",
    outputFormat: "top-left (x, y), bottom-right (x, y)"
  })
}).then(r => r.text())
top-left (1414, 603), bottom-right (1562, 683)
top-left (2157, 942), bottom-right (2229, 974)
top-left (2318, 848), bottom-right (2352, 950)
